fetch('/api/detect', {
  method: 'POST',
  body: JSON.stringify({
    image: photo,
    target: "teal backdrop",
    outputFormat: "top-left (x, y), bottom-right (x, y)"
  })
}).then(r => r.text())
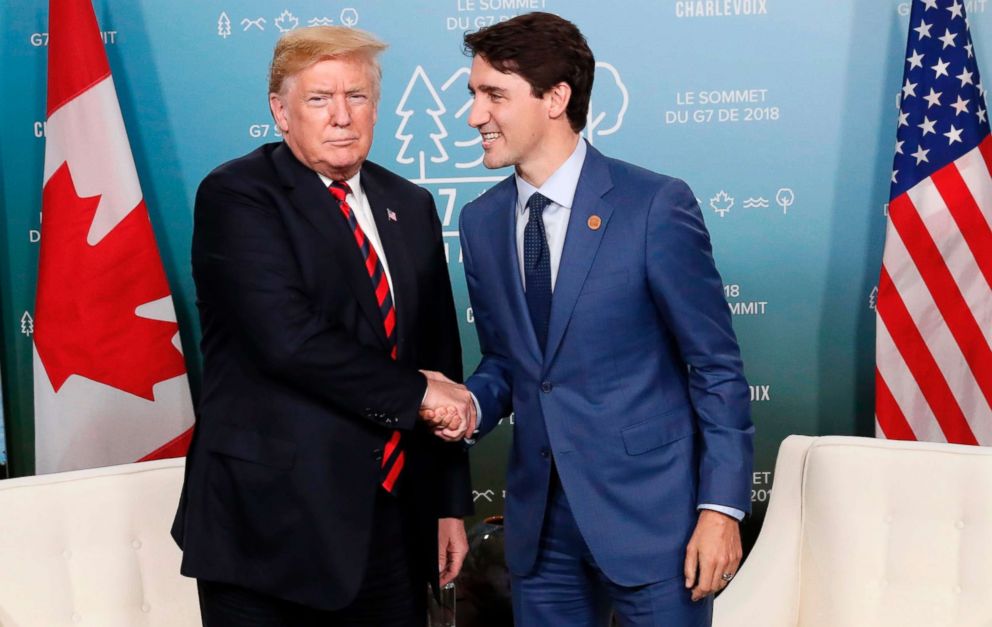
top-left (2, 0), bottom-right (991, 538)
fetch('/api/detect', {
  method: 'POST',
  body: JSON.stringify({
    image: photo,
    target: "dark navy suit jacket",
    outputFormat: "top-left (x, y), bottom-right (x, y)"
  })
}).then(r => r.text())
top-left (172, 142), bottom-right (471, 610)
top-left (462, 143), bottom-right (753, 586)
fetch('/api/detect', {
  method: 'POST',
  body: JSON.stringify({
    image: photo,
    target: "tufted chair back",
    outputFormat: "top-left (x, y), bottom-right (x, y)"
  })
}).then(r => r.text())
top-left (715, 435), bottom-right (992, 627)
top-left (0, 458), bottom-right (198, 626)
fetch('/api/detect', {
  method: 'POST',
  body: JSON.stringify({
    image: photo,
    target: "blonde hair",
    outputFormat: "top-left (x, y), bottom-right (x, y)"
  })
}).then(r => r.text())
top-left (268, 26), bottom-right (388, 99)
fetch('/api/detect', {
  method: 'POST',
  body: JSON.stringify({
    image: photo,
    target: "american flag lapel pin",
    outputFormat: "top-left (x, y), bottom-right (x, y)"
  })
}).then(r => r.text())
top-left (387, 208), bottom-right (398, 222)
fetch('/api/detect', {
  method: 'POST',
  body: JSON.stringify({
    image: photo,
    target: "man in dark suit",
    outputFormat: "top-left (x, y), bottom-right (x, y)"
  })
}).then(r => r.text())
top-left (171, 26), bottom-right (476, 626)
top-left (450, 12), bottom-right (754, 626)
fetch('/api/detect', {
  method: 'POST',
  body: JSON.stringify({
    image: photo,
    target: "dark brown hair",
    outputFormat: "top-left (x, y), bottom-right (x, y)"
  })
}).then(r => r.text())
top-left (464, 12), bottom-right (595, 133)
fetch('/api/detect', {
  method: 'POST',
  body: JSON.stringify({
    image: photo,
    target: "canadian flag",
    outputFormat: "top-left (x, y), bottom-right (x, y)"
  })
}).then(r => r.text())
top-left (33, 0), bottom-right (194, 473)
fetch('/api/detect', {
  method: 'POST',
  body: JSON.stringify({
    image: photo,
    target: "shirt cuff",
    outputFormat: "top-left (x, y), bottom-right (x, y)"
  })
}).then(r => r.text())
top-left (463, 393), bottom-right (483, 446)
top-left (698, 504), bottom-right (745, 521)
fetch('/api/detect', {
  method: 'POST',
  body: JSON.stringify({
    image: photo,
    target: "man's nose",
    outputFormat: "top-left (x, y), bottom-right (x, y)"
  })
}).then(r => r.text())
top-left (466, 97), bottom-right (487, 128)
top-left (330, 97), bottom-right (352, 126)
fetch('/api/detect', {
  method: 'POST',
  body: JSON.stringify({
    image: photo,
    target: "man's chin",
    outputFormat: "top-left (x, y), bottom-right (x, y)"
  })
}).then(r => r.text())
top-left (482, 153), bottom-right (511, 170)
top-left (316, 155), bottom-right (365, 179)
top-left (317, 166), bottom-right (361, 180)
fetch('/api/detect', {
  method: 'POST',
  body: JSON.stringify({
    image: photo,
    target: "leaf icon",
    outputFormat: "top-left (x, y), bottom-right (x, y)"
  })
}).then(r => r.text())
top-left (274, 10), bottom-right (299, 32)
top-left (709, 191), bottom-right (735, 217)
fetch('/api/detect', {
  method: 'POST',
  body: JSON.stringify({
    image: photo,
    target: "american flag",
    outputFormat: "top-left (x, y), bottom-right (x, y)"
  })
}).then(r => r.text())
top-left (876, 0), bottom-right (992, 445)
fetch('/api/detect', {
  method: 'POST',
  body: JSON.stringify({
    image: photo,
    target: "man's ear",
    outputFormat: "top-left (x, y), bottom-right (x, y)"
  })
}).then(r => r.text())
top-left (546, 82), bottom-right (572, 121)
top-left (270, 93), bottom-right (290, 133)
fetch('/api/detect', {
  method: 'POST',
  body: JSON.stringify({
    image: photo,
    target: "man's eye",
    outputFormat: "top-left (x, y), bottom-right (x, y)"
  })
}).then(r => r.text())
top-left (348, 94), bottom-right (368, 103)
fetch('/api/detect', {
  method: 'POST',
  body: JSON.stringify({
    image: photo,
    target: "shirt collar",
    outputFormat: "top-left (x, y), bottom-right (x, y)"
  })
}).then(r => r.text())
top-left (515, 138), bottom-right (587, 214)
top-left (318, 170), bottom-right (364, 204)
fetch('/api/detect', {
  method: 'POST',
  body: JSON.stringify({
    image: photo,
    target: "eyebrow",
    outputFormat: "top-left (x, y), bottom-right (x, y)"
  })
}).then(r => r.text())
top-left (305, 87), bottom-right (368, 96)
top-left (468, 84), bottom-right (504, 96)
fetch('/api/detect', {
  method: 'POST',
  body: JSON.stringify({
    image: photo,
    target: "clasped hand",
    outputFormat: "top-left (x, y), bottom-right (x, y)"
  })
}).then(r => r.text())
top-left (419, 370), bottom-right (476, 442)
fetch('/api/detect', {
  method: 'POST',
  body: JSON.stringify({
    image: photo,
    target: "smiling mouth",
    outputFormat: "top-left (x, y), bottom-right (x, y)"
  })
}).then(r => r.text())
top-left (481, 132), bottom-right (501, 146)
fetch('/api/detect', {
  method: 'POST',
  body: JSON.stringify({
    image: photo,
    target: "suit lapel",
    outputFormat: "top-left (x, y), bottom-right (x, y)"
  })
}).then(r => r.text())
top-left (271, 143), bottom-right (388, 348)
top-left (361, 163), bottom-right (417, 360)
top-left (544, 145), bottom-right (615, 367)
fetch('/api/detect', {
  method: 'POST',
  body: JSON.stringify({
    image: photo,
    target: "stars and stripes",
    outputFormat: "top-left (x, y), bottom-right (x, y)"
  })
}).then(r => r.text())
top-left (328, 180), bottom-right (406, 491)
top-left (876, 0), bottom-right (992, 445)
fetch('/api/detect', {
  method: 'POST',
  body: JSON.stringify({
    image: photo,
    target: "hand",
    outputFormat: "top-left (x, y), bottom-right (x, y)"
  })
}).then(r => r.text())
top-left (420, 405), bottom-right (461, 432)
top-left (420, 371), bottom-right (463, 435)
top-left (420, 371), bottom-right (477, 442)
top-left (422, 406), bottom-right (466, 439)
top-left (684, 509), bottom-right (742, 601)
top-left (438, 517), bottom-right (468, 587)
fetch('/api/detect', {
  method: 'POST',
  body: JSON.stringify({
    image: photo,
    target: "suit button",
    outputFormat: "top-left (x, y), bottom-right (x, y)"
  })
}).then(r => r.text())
top-left (540, 448), bottom-right (550, 459)
top-left (541, 381), bottom-right (553, 393)
top-left (372, 449), bottom-right (383, 461)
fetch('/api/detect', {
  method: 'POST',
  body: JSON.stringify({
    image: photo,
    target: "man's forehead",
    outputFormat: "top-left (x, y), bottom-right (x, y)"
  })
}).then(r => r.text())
top-left (291, 59), bottom-right (374, 85)
top-left (469, 59), bottom-right (521, 89)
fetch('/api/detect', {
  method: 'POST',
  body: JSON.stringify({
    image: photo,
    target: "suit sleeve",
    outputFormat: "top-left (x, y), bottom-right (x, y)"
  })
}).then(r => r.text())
top-left (420, 192), bottom-right (473, 518)
top-left (645, 178), bottom-right (754, 514)
top-left (192, 171), bottom-right (427, 430)
top-left (461, 205), bottom-right (514, 438)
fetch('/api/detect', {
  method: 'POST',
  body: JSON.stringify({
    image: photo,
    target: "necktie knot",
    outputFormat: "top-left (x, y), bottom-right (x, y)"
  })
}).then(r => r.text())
top-left (328, 180), bottom-right (351, 202)
top-left (527, 192), bottom-right (552, 217)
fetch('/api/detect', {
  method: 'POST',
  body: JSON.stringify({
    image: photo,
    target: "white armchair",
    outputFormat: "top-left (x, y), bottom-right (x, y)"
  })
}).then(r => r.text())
top-left (0, 458), bottom-right (198, 626)
top-left (714, 435), bottom-right (992, 627)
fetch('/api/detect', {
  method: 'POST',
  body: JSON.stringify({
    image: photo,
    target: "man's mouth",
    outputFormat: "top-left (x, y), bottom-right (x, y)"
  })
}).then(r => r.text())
top-left (481, 131), bottom-right (501, 146)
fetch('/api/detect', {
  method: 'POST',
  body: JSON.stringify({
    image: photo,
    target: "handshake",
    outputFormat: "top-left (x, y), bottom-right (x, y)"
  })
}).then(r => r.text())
top-left (419, 370), bottom-right (477, 442)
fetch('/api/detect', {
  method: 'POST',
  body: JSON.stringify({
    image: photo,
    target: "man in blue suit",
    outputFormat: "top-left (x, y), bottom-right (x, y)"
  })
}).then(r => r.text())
top-left (452, 12), bottom-right (754, 626)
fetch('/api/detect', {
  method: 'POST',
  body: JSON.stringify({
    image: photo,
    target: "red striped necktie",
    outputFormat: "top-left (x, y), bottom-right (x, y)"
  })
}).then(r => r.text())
top-left (328, 180), bottom-right (404, 494)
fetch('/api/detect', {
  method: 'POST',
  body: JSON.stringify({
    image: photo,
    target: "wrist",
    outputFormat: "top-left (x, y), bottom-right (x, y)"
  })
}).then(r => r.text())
top-left (699, 509), bottom-right (737, 525)
top-left (420, 375), bottom-right (433, 408)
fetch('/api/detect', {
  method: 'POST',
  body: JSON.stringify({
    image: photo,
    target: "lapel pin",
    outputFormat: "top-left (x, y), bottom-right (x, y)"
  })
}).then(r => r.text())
top-left (387, 208), bottom-right (397, 222)
top-left (587, 215), bottom-right (602, 230)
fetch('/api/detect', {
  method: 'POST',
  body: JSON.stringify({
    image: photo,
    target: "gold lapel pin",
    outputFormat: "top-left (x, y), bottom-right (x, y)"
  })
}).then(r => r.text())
top-left (587, 215), bottom-right (602, 230)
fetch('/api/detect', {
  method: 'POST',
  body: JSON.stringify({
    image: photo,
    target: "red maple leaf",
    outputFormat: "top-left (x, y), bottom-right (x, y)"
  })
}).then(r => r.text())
top-left (35, 163), bottom-right (187, 401)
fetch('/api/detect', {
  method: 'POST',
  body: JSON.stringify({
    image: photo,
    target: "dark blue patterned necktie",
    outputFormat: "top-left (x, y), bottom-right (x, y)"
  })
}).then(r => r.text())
top-left (523, 192), bottom-right (552, 352)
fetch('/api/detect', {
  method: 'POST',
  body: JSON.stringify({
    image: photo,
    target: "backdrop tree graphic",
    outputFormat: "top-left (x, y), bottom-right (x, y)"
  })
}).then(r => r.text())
top-left (584, 62), bottom-right (629, 145)
top-left (217, 12), bottom-right (231, 38)
top-left (394, 66), bottom-right (449, 179)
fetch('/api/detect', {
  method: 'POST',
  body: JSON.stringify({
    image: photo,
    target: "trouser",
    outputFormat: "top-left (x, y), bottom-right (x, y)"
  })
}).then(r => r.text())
top-left (198, 489), bottom-right (424, 627)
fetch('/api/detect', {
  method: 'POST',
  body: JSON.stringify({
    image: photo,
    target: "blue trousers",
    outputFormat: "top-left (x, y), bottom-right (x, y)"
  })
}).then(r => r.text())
top-left (511, 478), bottom-right (712, 627)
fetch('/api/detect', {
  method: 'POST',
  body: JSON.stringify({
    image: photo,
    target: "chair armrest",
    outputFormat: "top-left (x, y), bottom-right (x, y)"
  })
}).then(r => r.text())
top-left (714, 435), bottom-right (813, 627)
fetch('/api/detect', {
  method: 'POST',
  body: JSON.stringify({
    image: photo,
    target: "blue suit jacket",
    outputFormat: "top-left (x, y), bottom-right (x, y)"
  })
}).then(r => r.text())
top-left (461, 143), bottom-right (753, 586)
